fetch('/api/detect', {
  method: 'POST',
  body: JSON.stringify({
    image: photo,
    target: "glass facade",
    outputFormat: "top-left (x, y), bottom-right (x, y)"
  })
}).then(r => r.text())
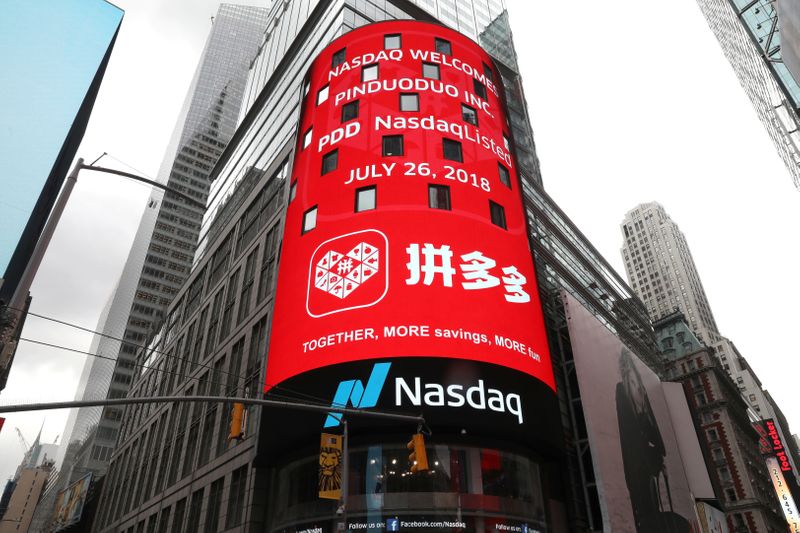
top-left (696, 0), bottom-right (800, 188)
top-left (271, 443), bottom-right (547, 533)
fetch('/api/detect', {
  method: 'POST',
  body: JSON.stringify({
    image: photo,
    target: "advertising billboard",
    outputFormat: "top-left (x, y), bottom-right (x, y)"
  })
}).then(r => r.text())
top-left (754, 419), bottom-right (800, 531)
top-left (695, 502), bottom-right (728, 533)
top-left (51, 472), bottom-right (92, 531)
top-left (562, 291), bottom-right (700, 532)
top-left (264, 21), bottom-right (557, 456)
top-left (767, 456), bottom-right (800, 533)
top-left (754, 418), bottom-right (797, 475)
top-left (0, 0), bottom-right (123, 301)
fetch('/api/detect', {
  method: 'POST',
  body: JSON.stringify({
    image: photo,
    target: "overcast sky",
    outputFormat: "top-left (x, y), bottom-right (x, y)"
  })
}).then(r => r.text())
top-left (2, 0), bottom-right (799, 484)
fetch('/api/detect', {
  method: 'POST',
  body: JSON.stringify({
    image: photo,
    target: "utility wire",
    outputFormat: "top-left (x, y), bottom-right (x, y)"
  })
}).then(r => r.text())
top-left (10, 306), bottom-right (336, 407)
top-left (17, 337), bottom-right (232, 401)
top-left (18, 334), bottom-right (332, 409)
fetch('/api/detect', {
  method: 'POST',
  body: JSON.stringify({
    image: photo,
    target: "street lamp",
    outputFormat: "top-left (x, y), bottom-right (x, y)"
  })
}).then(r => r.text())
top-left (0, 157), bottom-right (205, 379)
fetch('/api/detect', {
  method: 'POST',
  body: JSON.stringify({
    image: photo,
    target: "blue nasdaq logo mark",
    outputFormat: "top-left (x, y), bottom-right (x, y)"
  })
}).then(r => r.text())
top-left (324, 362), bottom-right (391, 427)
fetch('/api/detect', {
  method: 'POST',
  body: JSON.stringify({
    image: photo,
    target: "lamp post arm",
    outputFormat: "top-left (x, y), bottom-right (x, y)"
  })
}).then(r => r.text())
top-left (80, 163), bottom-right (206, 210)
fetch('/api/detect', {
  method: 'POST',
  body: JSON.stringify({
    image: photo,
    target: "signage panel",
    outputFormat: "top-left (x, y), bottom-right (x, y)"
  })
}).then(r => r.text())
top-left (695, 502), bottom-right (728, 533)
top-left (754, 418), bottom-right (796, 473)
top-left (266, 21), bottom-right (554, 399)
top-left (562, 291), bottom-right (700, 532)
top-left (754, 418), bottom-right (800, 531)
top-left (766, 456), bottom-right (800, 533)
top-left (52, 472), bottom-right (92, 532)
top-left (259, 357), bottom-right (561, 460)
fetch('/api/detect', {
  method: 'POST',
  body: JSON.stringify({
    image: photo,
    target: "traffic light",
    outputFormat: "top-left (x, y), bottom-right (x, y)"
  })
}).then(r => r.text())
top-left (407, 433), bottom-right (429, 473)
top-left (228, 403), bottom-right (246, 441)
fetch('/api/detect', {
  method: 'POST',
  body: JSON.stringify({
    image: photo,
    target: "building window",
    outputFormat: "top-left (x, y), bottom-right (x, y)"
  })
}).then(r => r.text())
top-left (321, 149), bottom-right (338, 174)
top-left (226, 466), bottom-right (248, 528)
top-left (303, 79), bottom-right (310, 97)
top-left (289, 180), bottom-right (297, 202)
top-left (435, 37), bottom-right (452, 55)
top-left (498, 163), bottom-right (511, 188)
top-left (461, 103), bottom-right (478, 126)
top-left (317, 85), bottom-right (329, 105)
top-left (355, 186), bottom-right (376, 212)
top-left (443, 138), bottom-right (463, 162)
top-left (422, 62), bottom-right (440, 80)
top-left (428, 185), bottom-right (451, 210)
top-left (302, 206), bottom-right (317, 234)
top-left (185, 489), bottom-right (204, 532)
top-left (400, 92), bottom-right (419, 112)
top-left (483, 62), bottom-right (494, 82)
top-left (331, 48), bottom-right (346, 68)
top-left (707, 428), bottom-right (718, 441)
top-left (384, 34), bottom-right (401, 49)
top-left (473, 79), bottom-right (488, 100)
top-left (382, 135), bottom-right (404, 156)
top-left (341, 100), bottom-right (359, 122)
top-left (489, 201), bottom-right (506, 229)
top-left (362, 63), bottom-right (379, 82)
top-left (302, 127), bottom-right (312, 149)
top-left (725, 488), bottom-right (737, 502)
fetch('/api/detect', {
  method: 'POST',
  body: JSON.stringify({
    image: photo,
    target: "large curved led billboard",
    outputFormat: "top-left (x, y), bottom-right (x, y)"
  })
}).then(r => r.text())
top-left (265, 21), bottom-right (557, 454)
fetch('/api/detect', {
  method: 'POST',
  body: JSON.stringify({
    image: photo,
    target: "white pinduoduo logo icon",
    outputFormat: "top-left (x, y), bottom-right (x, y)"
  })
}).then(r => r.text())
top-left (307, 230), bottom-right (389, 317)
top-left (314, 242), bottom-right (380, 299)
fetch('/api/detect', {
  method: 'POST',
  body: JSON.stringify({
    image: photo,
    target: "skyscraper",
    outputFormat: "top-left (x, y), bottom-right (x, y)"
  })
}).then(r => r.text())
top-left (621, 202), bottom-right (720, 345)
top-left (30, 5), bottom-right (270, 530)
top-left (93, 2), bottom-right (679, 532)
top-left (621, 201), bottom-right (800, 484)
top-left (695, 0), bottom-right (800, 188)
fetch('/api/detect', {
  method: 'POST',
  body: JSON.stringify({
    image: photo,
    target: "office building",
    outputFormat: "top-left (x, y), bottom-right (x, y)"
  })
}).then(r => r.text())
top-left (28, 5), bottom-right (270, 530)
top-left (659, 314), bottom-right (786, 532)
top-left (621, 202), bottom-right (800, 483)
top-left (0, 464), bottom-right (54, 533)
top-left (621, 202), bottom-right (720, 345)
top-left (0, 428), bottom-right (57, 532)
top-left (695, 0), bottom-right (800, 188)
top-left (93, 2), bottom-right (687, 532)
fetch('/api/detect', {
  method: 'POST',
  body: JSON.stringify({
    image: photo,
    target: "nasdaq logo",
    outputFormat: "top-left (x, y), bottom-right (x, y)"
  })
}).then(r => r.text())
top-left (324, 362), bottom-right (391, 427)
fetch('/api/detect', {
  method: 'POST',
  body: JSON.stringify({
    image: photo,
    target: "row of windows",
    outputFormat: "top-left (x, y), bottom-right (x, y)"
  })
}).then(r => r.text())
top-left (331, 35), bottom-right (452, 70)
top-left (319, 136), bottom-right (502, 176)
top-left (315, 136), bottom-right (511, 190)
top-left (316, 61), bottom-right (488, 105)
top-left (301, 185), bottom-right (507, 233)
top-left (328, 33), bottom-right (492, 80)
top-left (103, 316), bottom-right (270, 529)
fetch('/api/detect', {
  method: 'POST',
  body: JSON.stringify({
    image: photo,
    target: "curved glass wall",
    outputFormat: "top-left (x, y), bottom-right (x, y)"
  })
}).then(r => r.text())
top-left (270, 442), bottom-right (548, 533)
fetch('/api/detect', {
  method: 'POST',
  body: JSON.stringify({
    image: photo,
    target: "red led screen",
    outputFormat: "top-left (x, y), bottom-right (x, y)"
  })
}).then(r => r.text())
top-left (266, 21), bottom-right (554, 392)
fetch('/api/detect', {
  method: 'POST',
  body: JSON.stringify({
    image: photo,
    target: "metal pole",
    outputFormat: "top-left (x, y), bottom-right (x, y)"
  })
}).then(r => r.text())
top-left (80, 164), bottom-right (206, 210)
top-left (1, 159), bottom-right (83, 370)
top-left (341, 418), bottom-right (349, 533)
top-left (7, 158), bottom-right (82, 320)
top-left (0, 395), bottom-right (425, 425)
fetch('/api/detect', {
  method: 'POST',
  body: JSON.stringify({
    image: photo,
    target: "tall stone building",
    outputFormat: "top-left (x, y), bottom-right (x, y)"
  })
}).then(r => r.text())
top-left (621, 202), bottom-right (720, 345)
top-left (659, 313), bottom-right (786, 532)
